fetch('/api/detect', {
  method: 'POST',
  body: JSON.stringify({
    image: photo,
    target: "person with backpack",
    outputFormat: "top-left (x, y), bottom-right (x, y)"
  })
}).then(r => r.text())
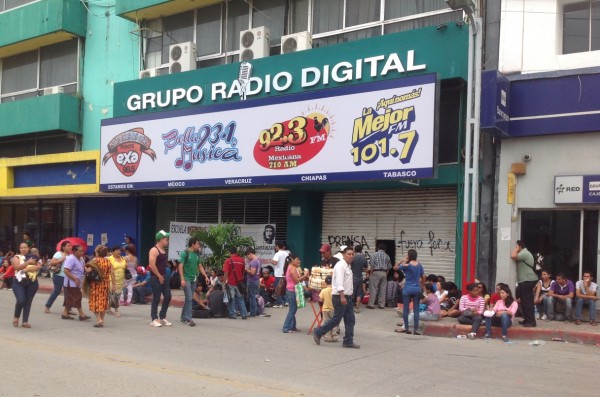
top-left (178, 238), bottom-right (209, 327)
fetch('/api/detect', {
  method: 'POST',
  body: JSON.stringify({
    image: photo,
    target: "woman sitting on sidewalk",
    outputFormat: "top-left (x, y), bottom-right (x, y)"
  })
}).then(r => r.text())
top-left (483, 284), bottom-right (518, 343)
top-left (396, 282), bottom-right (440, 333)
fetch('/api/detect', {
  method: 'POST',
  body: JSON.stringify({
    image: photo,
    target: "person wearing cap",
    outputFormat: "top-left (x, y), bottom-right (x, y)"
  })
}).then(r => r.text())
top-left (270, 241), bottom-right (289, 308)
top-left (367, 243), bottom-right (391, 309)
top-left (319, 244), bottom-right (339, 269)
top-left (147, 230), bottom-right (172, 327)
top-left (132, 266), bottom-right (152, 304)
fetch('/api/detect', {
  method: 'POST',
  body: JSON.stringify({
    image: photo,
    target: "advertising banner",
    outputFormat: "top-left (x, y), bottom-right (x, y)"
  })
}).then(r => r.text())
top-left (555, 175), bottom-right (600, 204)
top-left (168, 221), bottom-right (276, 265)
top-left (100, 74), bottom-right (437, 191)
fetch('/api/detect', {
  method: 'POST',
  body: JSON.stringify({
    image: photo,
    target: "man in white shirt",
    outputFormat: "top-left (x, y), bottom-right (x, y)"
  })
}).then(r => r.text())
top-left (574, 271), bottom-right (598, 326)
top-left (313, 246), bottom-right (360, 349)
top-left (270, 241), bottom-right (288, 308)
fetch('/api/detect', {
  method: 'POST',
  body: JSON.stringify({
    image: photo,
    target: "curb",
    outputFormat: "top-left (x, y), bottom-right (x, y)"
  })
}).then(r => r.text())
top-left (422, 321), bottom-right (600, 345)
top-left (38, 284), bottom-right (185, 308)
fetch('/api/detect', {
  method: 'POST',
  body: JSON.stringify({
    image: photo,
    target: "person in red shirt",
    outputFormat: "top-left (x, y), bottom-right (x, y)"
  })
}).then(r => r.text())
top-left (223, 247), bottom-right (248, 320)
top-left (259, 266), bottom-right (276, 306)
top-left (0, 256), bottom-right (15, 290)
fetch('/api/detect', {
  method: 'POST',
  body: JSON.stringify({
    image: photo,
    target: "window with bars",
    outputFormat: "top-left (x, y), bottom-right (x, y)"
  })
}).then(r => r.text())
top-left (142, 0), bottom-right (459, 69)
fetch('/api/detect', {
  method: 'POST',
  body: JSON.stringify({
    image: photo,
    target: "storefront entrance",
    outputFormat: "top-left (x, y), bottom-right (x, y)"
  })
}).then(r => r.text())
top-left (521, 210), bottom-right (599, 282)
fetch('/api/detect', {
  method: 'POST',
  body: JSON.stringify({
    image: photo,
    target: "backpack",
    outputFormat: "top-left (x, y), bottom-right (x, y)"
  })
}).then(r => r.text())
top-left (170, 271), bottom-right (181, 289)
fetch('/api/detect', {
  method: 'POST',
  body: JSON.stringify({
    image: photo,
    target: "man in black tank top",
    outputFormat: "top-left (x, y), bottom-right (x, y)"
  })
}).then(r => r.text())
top-left (148, 230), bottom-right (172, 327)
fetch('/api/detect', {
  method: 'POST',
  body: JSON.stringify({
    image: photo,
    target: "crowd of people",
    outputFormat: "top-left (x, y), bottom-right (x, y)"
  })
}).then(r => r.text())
top-left (1, 232), bottom-right (597, 345)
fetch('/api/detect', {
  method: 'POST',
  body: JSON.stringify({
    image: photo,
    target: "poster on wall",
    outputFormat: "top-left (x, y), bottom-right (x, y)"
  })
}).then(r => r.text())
top-left (100, 74), bottom-right (437, 191)
top-left (168, 221), bottom-right (275, 265)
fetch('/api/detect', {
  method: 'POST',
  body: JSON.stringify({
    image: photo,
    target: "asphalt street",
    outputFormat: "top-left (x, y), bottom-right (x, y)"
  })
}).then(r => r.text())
top-left (1, 290), bottom-right (598, 396)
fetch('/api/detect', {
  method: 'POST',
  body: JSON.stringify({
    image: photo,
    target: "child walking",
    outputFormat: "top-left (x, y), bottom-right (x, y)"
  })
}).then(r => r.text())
top-left (319, 276), bottom-right (339, 342)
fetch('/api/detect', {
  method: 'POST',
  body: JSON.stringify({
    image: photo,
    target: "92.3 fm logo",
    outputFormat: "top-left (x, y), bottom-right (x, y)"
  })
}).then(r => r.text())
top-left (102, 128), bottom-right (156, 177)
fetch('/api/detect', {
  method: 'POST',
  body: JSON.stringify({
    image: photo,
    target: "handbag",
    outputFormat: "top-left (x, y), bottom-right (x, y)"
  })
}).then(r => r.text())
top-left (85, 269), bottom-right (101, 283)
top-left (295, 283), bottom-right (305, 308)
top-left (109, 292), bottom-right (120, 309)
top-left (125, 268), bottom-right (133, 280)
top-left (275, 278), bottom-right (286, 296)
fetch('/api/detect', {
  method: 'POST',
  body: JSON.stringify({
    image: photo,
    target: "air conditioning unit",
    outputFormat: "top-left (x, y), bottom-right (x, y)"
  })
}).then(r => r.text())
top-left (281, 32), bottom-right (312, 54)
top-left (169, 42), bottom-right (197, 74)
top-left (139, 68), bottom-right (159, 79)
top-left (239, 26), bottom-right (270, 61)
top-left (43, 86), bottom-right (64, 96)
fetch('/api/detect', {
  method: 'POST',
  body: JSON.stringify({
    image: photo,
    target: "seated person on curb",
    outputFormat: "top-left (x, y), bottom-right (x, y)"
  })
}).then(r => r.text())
top-left (193, 283), bottom-right (208, 310)
top-left (574, 271), bottom-right (598, 326)
top-left (208, 284), bottom-right (227, 318)
top-left (457, 283), bottom-right (485, 339)
top-left (534, 269), bottom-right (555, 320)
top-left (440, 282), bottom-right (461, 317)
top-left (259, 266), bottom-right (276, 307)
top-left (131, 266), bottom-right (152, 304)
top-left (396, 282), bottom-right (440, 332)
top-left (483, 284), bottom-right (518, 343)
top-left (546, 273), bottom-right (574, 322)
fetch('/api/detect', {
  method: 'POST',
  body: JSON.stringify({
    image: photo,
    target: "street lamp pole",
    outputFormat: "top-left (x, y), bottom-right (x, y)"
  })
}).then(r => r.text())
top-left (445, 0), bottom-right (482, 289)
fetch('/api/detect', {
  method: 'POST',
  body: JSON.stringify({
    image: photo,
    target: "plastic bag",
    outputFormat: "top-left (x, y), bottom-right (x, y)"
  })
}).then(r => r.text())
top-left (109, 292), bottom-right (120, 309)
top-left (295, 283), bottom-right (305, 308)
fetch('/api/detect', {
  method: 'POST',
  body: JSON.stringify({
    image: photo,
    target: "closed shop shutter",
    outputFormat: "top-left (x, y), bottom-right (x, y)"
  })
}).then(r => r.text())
top-left (322, 188), bottom-right (457, 281)
top-left (156, 192), bottom-right (289, 243)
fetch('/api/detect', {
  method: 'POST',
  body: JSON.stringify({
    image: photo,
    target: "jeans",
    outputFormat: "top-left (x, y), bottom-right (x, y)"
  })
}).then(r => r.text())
top-left (247, 281), bottom-right (259, 316)
top-left (407, 311), bottom-right (439, 327)
top-left (485, 313), bottom-right (512, 337)
top-left (226, 284), bottom-right (248, 318)
top-left (403, 291), bottom-right (421, 330)
top-left (275, 277), bottom-right (287, 305)
top-left (315, 294), bottom-right (356, 346)
top-left (575, 297), bottom-right (597, 321)
top-left (133, 286), bottom-right (151, 303)
top-left (536, 294), bottom-right (550, 316)
top-left (282, 289), bottom-right (298, 332)
top-left (546, 296), bottom-right (573, 320)
top-left (13, 280), bottom-right (39, 323)
top-left (368, 271), bottom-right (387, 308)
top-left (181, 280), bottom-right (197, 321)
top-left (45, 274), bottom-right (64, 309)
top-left (150, 276), bottom-right (172, 321)
top-left (517, 280), bottom-right (537, 325)
top-left (458, 314), bottom-right (483, 333)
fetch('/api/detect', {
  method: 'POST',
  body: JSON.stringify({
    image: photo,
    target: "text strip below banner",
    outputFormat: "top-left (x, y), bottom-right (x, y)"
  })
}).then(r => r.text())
top-left (100, 74), bottom-right (437, 191)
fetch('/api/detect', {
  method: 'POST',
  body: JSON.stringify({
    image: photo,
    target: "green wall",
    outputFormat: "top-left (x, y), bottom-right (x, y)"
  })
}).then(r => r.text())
top-left (80, 3), bottom-right (139, 151)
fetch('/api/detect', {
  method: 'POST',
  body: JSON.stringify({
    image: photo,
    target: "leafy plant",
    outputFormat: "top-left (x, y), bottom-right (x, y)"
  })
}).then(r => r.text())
top-left (189, 222), bottom-right (255, 271)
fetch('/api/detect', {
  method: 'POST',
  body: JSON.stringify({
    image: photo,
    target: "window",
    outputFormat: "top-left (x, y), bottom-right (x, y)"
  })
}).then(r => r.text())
top-left (142, 0), bottom-right (457, 68)
top-left (0, 40), bottom-right (78, 103)
top-left (563, 0), bottom-right (600, 54)
top-left (0, 0), bottom-right (37, 12)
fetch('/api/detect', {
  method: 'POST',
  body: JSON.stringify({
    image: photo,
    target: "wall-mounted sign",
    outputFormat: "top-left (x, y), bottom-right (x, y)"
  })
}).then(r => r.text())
top-left (100, 74), bottom-right (437, 191)
top-left (554, 175), bottom-right (600, 204)
top-left (481, 70), bottom-right (510, 136)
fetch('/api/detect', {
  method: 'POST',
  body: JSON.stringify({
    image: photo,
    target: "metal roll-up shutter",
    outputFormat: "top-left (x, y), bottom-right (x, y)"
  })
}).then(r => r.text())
top-left (322, 188), bottom-right (457, 281)
top-left (156, 192), bottom-right (288, 243)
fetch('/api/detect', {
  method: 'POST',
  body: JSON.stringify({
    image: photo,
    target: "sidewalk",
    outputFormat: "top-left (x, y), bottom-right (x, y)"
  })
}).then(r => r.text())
top-left (35, 276), bottom-right (600, 344)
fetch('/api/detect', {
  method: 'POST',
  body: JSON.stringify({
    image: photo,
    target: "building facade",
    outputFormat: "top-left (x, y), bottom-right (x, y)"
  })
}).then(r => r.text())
top-left (1, 0), bottom-right (475, 278)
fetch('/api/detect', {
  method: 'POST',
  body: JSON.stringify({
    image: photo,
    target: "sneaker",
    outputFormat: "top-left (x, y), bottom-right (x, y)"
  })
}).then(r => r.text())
top-left (467, 332), bottom-right (476, 340)
top-left (272, 305), bottom-right (282, 308)
top-left (150, 319), bottom-right (162, 327)
top-left (483, 334), bottom-right (491, 339)
top-left (186, 320), bottom-right (196, 327)
top-left (258, 313), bottom-right (271, 317)
top-left (502, 336), bottom-right (509, 343)
top-left (160, 318), bottom-right (172, 326)
top-left (545, 315), bottom-right (553, 321)
top-left (540, 314), bottom-right (548, 321)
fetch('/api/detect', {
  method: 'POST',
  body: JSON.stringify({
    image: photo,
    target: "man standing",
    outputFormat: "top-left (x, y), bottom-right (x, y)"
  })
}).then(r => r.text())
top-left (351, 245), bottom-right (368, 313)
top-left (62, 245), bottom-right (90, 321)
top-left (313, 246), bottom-right (360, 349)
top-left (223, 247), bottom-right (248, 320)
top-left (319, 244), bottom-right (339, 269)
top-left (546, 273), bottom-right (574, 322)
top-left (178, 237), bottom-right (209, 327)
top-left (147, 230), bottom-right (172, 327)
top-left (510, 240), bottom-right (537, 327)
top-left (270, 241), bottom-right (288, 308)
top-left (367, 243), bottom-right (391, 309)
top-left (244, 248), bottom-right (261, 317)
top-left (574, 271), bottom-right (598, 326)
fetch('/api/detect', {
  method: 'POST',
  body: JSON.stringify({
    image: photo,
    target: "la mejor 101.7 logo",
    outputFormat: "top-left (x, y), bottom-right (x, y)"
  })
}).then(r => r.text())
top-left (253, 110), bottom-right (330, 170)
top-left (102, 128), bottom-right (157, 177)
